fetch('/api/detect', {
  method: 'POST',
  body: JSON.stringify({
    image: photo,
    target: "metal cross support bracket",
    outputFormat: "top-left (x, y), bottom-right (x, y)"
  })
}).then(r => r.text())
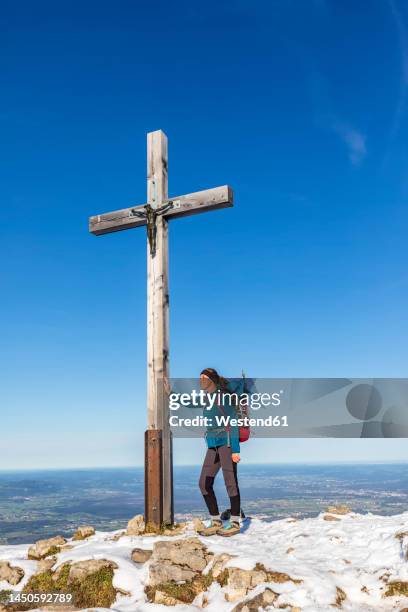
top-left (131, 200), bottom-right (174, 258)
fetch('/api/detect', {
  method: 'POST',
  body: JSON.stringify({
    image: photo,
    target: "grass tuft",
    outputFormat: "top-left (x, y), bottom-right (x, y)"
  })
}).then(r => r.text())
top-left (145, 571), bottom-right (214, 604)
top-left (216, 568), bottom-right (229, 587)
top-left (28, 545), bottom-right (61, 560)
top-left (254, 562), bottom-right (302, 584)
top-left (72, 565), bottom-right (116, 608)
top-left (334, 586), bottom-right (346, 607)
top-left (0, 590), bottom-right (12, 605)
top-left (385, 581), bottom-right (408, 597)
top-left (18, 563), bottom-right (116, 610)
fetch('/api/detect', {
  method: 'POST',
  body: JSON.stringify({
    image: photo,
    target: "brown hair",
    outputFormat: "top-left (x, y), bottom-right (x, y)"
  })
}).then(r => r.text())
top-left (200, 367), bottom-right (230, 392)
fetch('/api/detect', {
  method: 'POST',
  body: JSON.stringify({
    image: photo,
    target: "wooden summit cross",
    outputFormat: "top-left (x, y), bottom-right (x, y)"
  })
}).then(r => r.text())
top-left (89, 130), bottom-right (234, 527)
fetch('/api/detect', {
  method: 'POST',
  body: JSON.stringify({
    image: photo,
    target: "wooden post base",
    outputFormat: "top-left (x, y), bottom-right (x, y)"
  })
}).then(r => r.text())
top-left (144, 429), bottom-right (163, 527)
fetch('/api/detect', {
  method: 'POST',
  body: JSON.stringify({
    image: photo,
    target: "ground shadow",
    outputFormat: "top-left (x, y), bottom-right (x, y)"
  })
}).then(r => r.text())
top-left (240, 517), bottom-right (252, 533)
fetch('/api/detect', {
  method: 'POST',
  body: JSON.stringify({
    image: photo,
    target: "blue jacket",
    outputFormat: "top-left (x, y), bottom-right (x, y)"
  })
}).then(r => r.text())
top-left (203, 392), bottom-right (240, 454)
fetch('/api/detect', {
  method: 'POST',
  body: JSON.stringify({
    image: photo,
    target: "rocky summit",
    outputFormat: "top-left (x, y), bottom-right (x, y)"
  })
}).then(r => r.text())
top-left (1, 510), bottom-right (408, 610)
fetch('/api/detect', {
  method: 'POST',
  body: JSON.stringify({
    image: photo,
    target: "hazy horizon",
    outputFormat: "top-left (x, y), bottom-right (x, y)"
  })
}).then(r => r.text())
top-left (2, 459), bottom-right (408, 473)
top-left (1, 463), bottom-right (407, 545)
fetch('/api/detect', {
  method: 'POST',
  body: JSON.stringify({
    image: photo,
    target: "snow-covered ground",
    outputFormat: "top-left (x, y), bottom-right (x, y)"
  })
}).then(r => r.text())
top-left (1, 511), bottom-right (408, 611)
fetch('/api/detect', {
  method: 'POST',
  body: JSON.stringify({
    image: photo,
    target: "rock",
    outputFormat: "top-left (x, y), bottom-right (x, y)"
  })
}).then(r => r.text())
top-left (69, 559), bottom-right (118, 582)
top-left (126, 514), bottom-right (145, 535)
top-left (145, 572), bottom-right (213, 606)
top-left (154, 590), bottom-right (185, 606)
top-left (270, 571), bottom-right (300, 583)
top-left (226, 587), bottom-right (249, 603)
top-left (193, 517), bottom-right (206, 533)
top-left (53, 559), bottom-right (118, 583)
top-left (151, 562), bottom-right (196, 584)
top-left (0, 560), bottom-right (25, 585)
top-left (162, 523), bottom-right (187, 536)
top-left (37, 556), bottom-right (57, 573)
top-left (72, 525), bottom-right (95, 540)
top-left (323, 514), bottom-right (341, 521)
top-left (223, 564), bottom-right (302, 602)
top-left (148, 537), bottom-right (211, 586)
top-left (211, 553), bottom-right (235, 579)
top-left (131, 547), bottom-right (152, 563)
top-left (231, 587), bottom-right (277, 611)
top-left (28, 535), bottom-right (66, 560)
top-left (326, 505), bottom-right (351, 515)
top-left (385, 581), bottom-right (408, 597)
top-left (225, 567), bottom-right (268, 602)
top-left (154, 537), bottom-right (210, 570)
top-left (264, 590), bottom-right (279, 603)
top-left (286, 547), bottom-right (295, 554)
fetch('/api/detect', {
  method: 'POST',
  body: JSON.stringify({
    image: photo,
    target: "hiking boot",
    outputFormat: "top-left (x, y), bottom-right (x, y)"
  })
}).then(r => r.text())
top-left (217, 519), bottom-right (241, 537)
top-left (195, 517), bottom-right (223, 536)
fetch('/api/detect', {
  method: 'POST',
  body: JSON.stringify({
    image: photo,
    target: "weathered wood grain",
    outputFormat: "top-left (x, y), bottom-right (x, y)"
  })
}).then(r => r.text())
top-left (146, 130), bottom-right (173, 526)
top-left (89, 185), bottom-right (233, 235)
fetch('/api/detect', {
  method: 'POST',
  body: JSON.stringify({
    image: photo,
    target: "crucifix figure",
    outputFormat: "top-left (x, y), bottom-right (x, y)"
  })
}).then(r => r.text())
top-left (89, 130), bottom-right (234, 527)
top-left (132, 201), bottom-right (174, 258)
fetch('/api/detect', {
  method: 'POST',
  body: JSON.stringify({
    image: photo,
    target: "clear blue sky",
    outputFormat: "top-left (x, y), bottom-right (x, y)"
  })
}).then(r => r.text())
top-left (1, 0), bottom-right (407, 468)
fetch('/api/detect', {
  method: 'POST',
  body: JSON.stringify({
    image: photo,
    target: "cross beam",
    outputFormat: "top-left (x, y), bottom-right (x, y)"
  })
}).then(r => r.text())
top-left (89, 130), bottom-right (234, 528)
top-left (89, 185), bottom-right (233, 236)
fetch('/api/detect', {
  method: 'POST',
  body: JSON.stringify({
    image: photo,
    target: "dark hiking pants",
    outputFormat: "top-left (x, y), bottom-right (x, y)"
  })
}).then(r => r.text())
top-left (198, 445), bottom-right (241, 516)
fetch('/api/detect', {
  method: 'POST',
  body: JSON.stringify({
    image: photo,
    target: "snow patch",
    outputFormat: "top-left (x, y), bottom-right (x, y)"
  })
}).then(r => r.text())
top-left (1, 512), bottom-right (408, 610)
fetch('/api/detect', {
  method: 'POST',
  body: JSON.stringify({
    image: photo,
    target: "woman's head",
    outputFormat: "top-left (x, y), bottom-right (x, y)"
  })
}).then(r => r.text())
top-left (200, 368), bottom-right (229, 392)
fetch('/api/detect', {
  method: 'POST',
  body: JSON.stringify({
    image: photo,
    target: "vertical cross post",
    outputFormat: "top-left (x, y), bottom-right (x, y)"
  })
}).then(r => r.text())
top-left (145, 130), bottom-right (173, 526)
top-left (89, 130), bottom-right (234, 530)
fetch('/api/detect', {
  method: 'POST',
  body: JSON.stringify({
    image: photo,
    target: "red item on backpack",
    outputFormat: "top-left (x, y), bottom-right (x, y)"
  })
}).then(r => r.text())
top-left (238, 423), bottom-right (250, 442)
top-left (217, 399), bottom-right (250, 444)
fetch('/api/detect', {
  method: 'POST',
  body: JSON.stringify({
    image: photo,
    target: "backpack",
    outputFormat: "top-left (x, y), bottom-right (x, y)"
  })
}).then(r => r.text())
top-left (222, 372), bottom-right (252, 443)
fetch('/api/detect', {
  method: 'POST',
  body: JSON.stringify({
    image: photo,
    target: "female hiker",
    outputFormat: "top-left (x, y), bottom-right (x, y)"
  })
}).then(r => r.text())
top-left (196, 367), bottom-right (242, 537)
